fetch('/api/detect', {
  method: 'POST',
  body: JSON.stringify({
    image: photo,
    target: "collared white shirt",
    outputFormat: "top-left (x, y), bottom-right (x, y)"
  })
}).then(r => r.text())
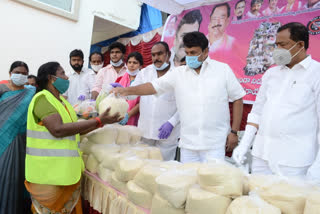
top-left (152, 58), bottom-right (246, 151)
top-left (248, 56), bottom-right (320, 167)
top-left (92, 64), bottom-right (127, 93)
top-left (65, 68), bottom-right (96, 105)
top-left (131, 65), bottom-right (180, 140)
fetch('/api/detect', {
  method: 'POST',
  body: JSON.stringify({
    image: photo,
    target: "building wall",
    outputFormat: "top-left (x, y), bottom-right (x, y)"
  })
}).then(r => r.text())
top-left (0, 0), bottom-right (141, 80)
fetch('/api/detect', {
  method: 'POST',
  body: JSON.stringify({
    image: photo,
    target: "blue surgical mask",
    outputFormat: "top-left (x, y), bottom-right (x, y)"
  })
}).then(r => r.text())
top-left (153, 62), bottom-right (169, 71)
top-left (52, 76), bottom-right (69, 94)
top-left (11, 73), bottom-right (28, 86)
top-left (110, 59), bottom-right (123, 67)
top-left (186, 53), bottom-right (203, 69)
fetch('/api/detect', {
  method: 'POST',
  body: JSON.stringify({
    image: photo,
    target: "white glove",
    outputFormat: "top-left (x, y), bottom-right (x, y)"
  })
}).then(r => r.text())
top-left (306, 148), bottom-right (320, 185)
top-left (232, 125), bottom-right (257, 166)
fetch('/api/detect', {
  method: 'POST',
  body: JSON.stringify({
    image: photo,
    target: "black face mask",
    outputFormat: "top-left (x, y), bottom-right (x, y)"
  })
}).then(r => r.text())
top-left (70, 63), bottom-right (83, 72)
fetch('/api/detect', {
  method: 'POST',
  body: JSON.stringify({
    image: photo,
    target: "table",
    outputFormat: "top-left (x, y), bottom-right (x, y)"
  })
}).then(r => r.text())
top-left (82, 170), bottom-right (150, 214)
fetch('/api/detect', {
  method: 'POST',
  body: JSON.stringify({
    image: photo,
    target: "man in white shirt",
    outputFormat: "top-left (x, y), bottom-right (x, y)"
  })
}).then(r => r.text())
top-left (64, 49), bottom-right (95, 105)
top-left (113, 32), bottom-right (245, 163)
top-left (89, 51), bottom-right (104, 74)
top-left (128, 42), bottom-right (180, 161)
top-left (233, 22), bottom-right (320, 182)
top-left (91, 42), bottom-right (127, 100)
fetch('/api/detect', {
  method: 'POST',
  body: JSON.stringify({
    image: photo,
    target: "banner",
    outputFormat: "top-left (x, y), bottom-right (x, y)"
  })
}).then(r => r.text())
top-left (162, 0), bottom-right (320, 103)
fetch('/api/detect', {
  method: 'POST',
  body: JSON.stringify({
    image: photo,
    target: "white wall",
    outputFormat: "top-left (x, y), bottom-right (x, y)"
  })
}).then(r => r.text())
top-left (0, 0), bottom-right (142, 80)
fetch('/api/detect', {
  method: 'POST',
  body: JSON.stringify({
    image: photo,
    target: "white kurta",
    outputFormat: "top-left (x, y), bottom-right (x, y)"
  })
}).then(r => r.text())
top-left (131, 65), bottom-right (180, 140)
top-left (131, 65), bottom-right (180, 160)
top-left (248, 56), bottom-right (320, 167)
top-left (65, 68), bottom-right (96, 105)
top-left (152, 58), bottom-right (246, 153)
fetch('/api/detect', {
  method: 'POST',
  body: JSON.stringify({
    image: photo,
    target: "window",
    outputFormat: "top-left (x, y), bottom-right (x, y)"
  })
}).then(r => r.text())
top-left (12, 0), bottom-right (80, 21)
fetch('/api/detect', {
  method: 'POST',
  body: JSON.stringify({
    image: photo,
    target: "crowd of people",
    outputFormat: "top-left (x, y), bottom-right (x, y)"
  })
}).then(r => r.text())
top-left (0, 21), bottom-right (319, 214)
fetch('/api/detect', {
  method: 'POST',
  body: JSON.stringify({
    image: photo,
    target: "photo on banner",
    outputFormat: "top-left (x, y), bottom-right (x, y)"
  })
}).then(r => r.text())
top-left (162, 0), bottom-right (320, 103)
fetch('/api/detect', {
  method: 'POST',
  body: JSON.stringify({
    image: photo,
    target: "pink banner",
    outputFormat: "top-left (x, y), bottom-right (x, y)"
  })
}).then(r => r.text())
top-left (162, 0), bottom-right (320, 103)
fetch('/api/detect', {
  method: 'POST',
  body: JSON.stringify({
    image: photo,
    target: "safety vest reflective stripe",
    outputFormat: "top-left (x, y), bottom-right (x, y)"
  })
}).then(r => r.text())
top-left (27, 130), bottom-right (75, 141)
top-left (26, 147), bottom-right (79, 157)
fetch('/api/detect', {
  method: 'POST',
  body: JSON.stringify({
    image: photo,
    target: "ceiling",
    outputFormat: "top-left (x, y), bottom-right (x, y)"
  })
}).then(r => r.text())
top-left (91, 16), bottom-right (135, 44)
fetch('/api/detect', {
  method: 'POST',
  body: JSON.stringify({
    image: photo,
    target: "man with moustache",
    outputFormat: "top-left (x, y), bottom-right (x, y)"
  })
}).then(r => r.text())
top-left (246, 0), bottom-right (263, 18)
top-left (170, 10), bottom-right (202, 67)
top-left (89, 51), bottom-right (104, 74)
top-left (126, 42), bottom-right (180, 161)
top-left (64, 49), bottom-right (95, 105)
top-left (233, 0), bottom-right (246, 21)
top-left (207, 3), bottom-right (235, 53)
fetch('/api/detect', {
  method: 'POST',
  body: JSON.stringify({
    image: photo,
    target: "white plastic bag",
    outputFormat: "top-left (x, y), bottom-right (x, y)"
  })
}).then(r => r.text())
top-left (134, 164), bottom-right (168, 194)
top-left (114, 156), bottom-right (145, 182)
top-left (95, 84), bottom-right (113, 112)
top-left (127, 181), bottom-right (153, 209)
top-left (97, 164), bottom-right (113, 183)
top-left (125, 125), bottom-right (143, 144)
top-left (198, 161), bottom-right (244, 198)
top-left (186, 186), bottom-right (231, 214)
top-left (303, 190), bottom-right (320, 214)
top-left (86, 154), bottom-right (99, 173)
top-left (73, 99), bottom-right (98, 119)
top-left (225, 194), bottom-right (281, 214)
top-left (91, 144), bottom-right (120, 162)
top-left (98, 93), bottom-right (129, 118)
top-left (151, 194), bottom-right (185, 214)
top-left (85, 125), bottom-right (118, 145)
top-left (156, 170), bottom-right (198, 208)
top-left (249, 175), bottom-right (313, 214)
top-left (115, 125), bottom-right (131, 145)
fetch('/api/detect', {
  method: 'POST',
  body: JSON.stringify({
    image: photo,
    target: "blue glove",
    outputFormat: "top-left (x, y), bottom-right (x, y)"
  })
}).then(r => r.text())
top-left (77, 95), bottom-right (86, 101)
top-left (119, 113), bottom-right (129, 125)
top-left (158, 121), bottom-right (174, 139)
top-left (110, 83), bottom-right (123, 88)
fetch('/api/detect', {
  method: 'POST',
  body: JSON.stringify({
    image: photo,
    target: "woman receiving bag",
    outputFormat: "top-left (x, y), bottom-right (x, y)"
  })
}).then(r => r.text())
top-left (24, 62), bottom-right (122, 214)
top-left (111, 51), bottom-right (143, 126)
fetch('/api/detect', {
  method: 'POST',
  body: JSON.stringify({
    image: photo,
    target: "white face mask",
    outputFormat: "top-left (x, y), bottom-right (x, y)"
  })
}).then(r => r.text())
top-left (91, 63), bottom-right (103, 72)
top-left (272, 42), bottom-right (304, 66)
top-left (110, 59), bottom-right (123, 67)
top-left (11, 73), bottom-right (28, 86)
top-left (153, 62), bottom-right (169, 71)
top-left (153, 54), bottom-right (170, 71)
top-left (126, 69), bottom-right (140, 76)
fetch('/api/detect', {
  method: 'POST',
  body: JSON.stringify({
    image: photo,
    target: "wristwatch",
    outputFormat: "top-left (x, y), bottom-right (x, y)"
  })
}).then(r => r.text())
top-left (230, 129), bottom-right (238, 136)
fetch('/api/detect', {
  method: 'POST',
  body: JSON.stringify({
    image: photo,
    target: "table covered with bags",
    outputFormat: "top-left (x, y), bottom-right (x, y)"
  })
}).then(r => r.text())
top-left (82, 170), bottom-right (149, 214)
top-left (80, 124), bottom-right (320, 214)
